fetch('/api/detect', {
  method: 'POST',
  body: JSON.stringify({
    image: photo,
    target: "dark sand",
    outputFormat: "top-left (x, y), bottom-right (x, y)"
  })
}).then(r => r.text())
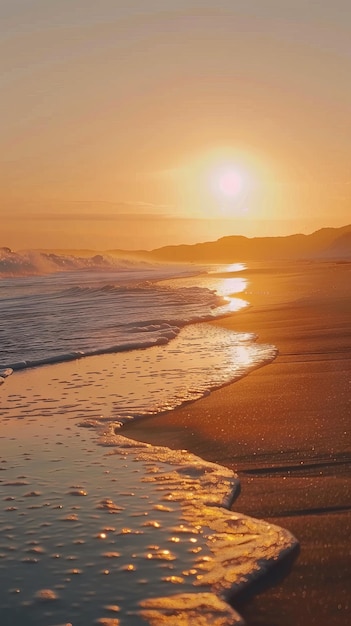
top-left (123, 260), bottom-right (351, 626)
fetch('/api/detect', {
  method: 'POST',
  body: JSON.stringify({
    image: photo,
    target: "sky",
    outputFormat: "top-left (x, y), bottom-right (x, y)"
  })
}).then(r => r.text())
top-left (1, 0), bottom-right (350, 250)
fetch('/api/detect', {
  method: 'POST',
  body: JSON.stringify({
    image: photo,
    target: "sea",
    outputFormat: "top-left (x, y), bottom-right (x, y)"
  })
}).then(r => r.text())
top-left (0, 249), bottom-right (290, 625)
top-left (0, 249), bottom-right (277, 418)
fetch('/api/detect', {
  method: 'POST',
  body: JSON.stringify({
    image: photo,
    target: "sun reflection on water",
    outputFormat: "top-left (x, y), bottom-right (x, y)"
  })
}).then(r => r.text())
top-left (211, 275), bottom-right (248, 314)
top-left (221, 263), bottom-right (247, 273)
top-left (234, 344), bottom-right (256, 368)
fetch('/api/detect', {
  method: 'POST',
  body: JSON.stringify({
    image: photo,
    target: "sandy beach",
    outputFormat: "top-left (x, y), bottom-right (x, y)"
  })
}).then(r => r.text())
top-left (123, 260), bottom-right (351, 626)
top-left (0, 258), bottom-right (349, 625)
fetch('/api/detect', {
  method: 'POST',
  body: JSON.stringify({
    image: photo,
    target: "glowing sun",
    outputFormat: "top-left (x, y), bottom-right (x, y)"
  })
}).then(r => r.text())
top-left (211, 166), bottom-right (243, 198)
top-left (217, 168), bottom-right (243, 197)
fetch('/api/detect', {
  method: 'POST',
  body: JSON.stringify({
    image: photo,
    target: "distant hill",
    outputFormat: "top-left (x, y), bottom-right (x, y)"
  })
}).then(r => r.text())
top-left (146, 225), bottom-right (351, 263)
top-left (315, 231), bottom-right (351, 259)
top-left (28, 225), bottom-right (351, 264)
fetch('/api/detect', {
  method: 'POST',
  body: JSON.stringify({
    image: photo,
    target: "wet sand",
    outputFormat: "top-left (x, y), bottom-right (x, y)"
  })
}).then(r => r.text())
top-left (123, 260), bottom-right (351, 626)
top-left (0, 334), bottom-right (297, 625)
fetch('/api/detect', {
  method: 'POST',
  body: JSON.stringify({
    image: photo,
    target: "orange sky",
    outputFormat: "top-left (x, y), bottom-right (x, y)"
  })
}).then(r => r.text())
top-left (1, 1), bottom-right (350, 250)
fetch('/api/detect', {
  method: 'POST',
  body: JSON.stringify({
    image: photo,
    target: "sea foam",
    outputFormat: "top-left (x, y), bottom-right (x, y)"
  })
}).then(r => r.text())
top-left (0, 366), bottom-right (298, 626)
top-left (0, 247), bottom-right (154, 277)
top-left (0, 265), bottom-right (243, 373)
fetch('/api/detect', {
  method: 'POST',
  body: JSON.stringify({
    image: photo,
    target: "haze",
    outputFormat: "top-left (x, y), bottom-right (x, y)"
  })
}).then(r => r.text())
top-left (1, 1), bottom-right (350, 250)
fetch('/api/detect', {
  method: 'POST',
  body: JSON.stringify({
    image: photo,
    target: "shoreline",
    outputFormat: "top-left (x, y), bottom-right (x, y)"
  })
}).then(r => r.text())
top-left (1, 258), bottom-right (349, 624)
top-left (0, 363), bottom-right (297, 626)
top-left (122, 259), bottom-right (351, 625)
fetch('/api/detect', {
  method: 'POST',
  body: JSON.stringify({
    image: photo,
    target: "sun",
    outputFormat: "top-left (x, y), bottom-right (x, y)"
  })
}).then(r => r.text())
top-left (208, 163), bottom-right (246, 205)
top-left (217, 168), bottom-right (243, 198)
top-left (169, 148), bottom-right (271, 218)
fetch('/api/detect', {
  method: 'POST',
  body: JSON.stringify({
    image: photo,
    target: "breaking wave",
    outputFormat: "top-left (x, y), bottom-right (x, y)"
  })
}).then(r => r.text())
top-left (0, 247), bottom-right (153, 277)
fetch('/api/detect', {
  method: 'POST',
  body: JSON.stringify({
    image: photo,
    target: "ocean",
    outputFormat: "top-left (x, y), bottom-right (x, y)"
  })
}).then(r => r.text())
top-left (0, 252), bottom-right (291, 625)
top-left (0, 253), bottom-right (277, 419)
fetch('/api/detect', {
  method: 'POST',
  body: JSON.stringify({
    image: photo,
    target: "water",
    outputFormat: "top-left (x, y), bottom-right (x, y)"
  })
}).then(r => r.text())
top-left (0, 260), bottom-right (277, 420)
top-left (0, 265), bottom-right (233, 368)
top-left (0, 256), bottom-right (296, 625)
top-left (0, 366), bottom-right (295, 626)
top-left (0, 413), bottom-right (217, 626)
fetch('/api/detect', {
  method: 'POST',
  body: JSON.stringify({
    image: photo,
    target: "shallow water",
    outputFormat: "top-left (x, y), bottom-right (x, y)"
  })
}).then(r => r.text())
top-left (0, 262), bottom-right (297, 624)
top-left (1, 263), bottom-right (279, 421)
top-left (0, 414), bottom-right (217, 626)
top-left (0, 337), bottom-right (296, 626)
top-left (0, 322), bottom-right (277, 424)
